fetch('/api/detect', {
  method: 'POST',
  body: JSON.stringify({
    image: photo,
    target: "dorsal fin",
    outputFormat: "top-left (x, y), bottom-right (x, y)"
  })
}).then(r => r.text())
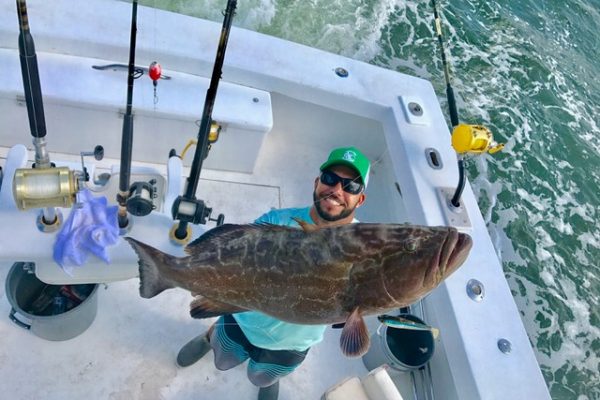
top-left (184, 223), bottom-right (301, 255)
top-left (292, 217), bottom-right (319, 232)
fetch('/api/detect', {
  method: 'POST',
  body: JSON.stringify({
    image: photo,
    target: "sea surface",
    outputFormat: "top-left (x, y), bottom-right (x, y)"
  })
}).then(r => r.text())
top-left (139, 1), bottom-right (599, 398)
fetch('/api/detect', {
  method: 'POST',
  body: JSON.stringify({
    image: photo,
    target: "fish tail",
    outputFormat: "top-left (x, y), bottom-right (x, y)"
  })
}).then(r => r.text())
top-left (124, 237), bottom-right (177, 298)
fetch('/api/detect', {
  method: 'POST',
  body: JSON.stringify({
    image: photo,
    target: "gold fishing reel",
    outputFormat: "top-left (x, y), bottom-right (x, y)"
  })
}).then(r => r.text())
top-left (13, 166), bottom-right (80, 210)
top-left (451, 124), bottom-right (504, 155)
top-left (181, 122), bottom-right (222, 161)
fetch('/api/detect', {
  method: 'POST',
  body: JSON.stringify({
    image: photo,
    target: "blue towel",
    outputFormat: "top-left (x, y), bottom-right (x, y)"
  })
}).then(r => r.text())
top-left (53, 189), bottom-right (119, 274)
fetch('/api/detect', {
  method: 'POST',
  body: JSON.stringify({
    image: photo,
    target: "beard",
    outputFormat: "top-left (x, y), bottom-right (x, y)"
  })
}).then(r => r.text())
top-left (313, 191), bottom-right (356, 222)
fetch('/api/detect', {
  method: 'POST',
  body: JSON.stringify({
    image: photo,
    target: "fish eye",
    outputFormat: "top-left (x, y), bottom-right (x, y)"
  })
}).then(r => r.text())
top-left (404, 240), bottom-right (418, 252)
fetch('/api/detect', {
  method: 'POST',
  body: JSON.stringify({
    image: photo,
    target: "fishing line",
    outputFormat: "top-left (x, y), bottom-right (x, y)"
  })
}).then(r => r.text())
top-left (152, 0), bottom-right (159, 106)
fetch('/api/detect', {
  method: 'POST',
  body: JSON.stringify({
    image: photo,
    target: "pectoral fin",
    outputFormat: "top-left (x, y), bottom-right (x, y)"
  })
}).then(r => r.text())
top-left (339, 307), bottom-right (370, 358)
top-left (189, 296), bottom-right (248, 319)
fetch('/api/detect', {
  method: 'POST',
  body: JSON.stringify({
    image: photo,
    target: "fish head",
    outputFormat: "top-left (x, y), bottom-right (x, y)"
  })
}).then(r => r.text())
top-left (381, 225), bottom-right (472, 306)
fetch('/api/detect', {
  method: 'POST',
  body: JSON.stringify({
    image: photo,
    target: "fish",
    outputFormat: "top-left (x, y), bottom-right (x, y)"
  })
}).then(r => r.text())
top-left (124, 220), bottom-right (472, 357)
top-left (377, 314), bottom-right (440, 339)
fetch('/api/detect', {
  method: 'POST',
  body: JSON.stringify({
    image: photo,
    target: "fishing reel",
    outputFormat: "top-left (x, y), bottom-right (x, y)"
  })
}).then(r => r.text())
top-left (13, 164), bottom-right (81, 232)
top-left (13, 166), bottom-right (80, 210)
top-left (171, 196), bottom-right (224, 226)
top-left (183, 121), bottom-right (221, 161)
top-left (126, 180), bottom-right (157, 217)
top-left (13, 145), bottom-right (108, 231)
top-left (451, 124), bottom-right (504, 155)
top-left (170, 196), bottom-right (225, 244)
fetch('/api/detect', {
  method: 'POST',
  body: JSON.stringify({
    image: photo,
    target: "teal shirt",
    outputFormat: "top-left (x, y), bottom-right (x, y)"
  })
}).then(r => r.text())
top-left (232, 207), bottom-right (328, 351)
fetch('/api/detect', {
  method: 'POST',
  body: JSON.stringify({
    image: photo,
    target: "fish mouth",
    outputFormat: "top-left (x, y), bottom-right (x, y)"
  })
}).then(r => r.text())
top-left (442, 230), bottom-right (473, 277)
top-left (452, 233), bottom-right (473, 267)
top-left (436, 229), bottom-right (473, 278)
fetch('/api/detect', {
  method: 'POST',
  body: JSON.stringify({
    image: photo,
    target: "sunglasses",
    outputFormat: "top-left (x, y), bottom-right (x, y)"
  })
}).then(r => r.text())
top-left (319, 170), bottom-right (364, 195)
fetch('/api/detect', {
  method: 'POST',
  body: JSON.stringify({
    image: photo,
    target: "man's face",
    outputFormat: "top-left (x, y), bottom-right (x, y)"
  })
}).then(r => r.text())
top-left (313, 164), bottom-right (366, 222)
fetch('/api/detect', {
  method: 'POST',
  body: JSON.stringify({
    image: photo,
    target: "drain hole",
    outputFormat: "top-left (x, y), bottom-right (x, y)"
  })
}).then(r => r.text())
top-left (425, 148), bottom-right (443, 169)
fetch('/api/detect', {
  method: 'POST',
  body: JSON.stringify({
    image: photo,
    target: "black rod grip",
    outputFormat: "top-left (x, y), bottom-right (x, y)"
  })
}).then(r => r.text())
top-left (119, 114), bottom-right (134, 193)
top-left (446, 84), bottom-right (459, 128)
top-left (16, 0), bottom-right (47, 138)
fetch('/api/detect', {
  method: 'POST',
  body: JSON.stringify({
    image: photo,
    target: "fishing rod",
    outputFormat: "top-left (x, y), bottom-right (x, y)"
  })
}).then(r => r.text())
top-left (13, 0), bottom-right (81, 230)
top-left (432, 0), bottom-right (463, 208)
top-left (112, 1), bottom-right (170, 227)
top-left (116, 0), bottom-right (139, 229)
top-left (16, 0), bottom-right (47, 158)
top-left (432, 0), bottom-right (459, 129)
top-left (431, 0), bottom-right (503, 209)
top-left (171, 0), bottom-right (236, 242)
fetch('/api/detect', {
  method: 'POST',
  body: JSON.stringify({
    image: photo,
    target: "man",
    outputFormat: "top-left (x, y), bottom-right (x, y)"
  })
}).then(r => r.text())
top-left (177, 146), bottom-right (371, 400)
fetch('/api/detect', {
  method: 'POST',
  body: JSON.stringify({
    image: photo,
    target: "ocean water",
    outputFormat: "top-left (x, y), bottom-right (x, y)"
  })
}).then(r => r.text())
top-left (139, 1), bottom-right (600, 398)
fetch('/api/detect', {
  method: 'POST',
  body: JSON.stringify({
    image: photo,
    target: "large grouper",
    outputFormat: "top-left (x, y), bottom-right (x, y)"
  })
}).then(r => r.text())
top-left (125, 219), bottom-right (472, 357)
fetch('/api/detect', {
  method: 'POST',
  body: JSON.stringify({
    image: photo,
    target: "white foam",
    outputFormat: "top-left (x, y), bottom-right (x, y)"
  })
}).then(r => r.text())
top-left (556, 160), bottom-right (571, 169)
top-left (536, 226), bottom-right (556, 247)
top-left (577, 232), bottom-right (600, 249)
top-left (574, 248), bottom-right (590, 266)
top-left (536, 246), bottom-right (553, 262)
top-left (539, 269), bottom-right (556, 287)
top-left (526, 273), bottom-right (600, 377)
top-left (570, 204), bottom-right (595, 223)
top-left (145, 0), bottom-right (277, 31)
top-left (515, 188), bottom-right (550, 212)
top-left (553, 219), bottom-right (574, 235)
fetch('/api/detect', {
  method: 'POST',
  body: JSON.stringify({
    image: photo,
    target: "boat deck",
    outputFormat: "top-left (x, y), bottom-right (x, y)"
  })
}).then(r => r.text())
top-left (0, 264), bottom-right (401, 400)
top-left (0, 1), bottom-right (552, 398)
top-left (0, 92), bottom-right (415, 399)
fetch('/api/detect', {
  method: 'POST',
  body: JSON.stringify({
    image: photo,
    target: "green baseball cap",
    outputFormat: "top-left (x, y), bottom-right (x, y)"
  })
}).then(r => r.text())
top-left (320, 147), bottom-right (371, 187)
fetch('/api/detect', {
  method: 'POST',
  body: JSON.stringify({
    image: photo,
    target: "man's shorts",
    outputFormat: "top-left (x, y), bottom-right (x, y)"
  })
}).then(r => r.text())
top-left (209, 314), bottom-right (309, 387)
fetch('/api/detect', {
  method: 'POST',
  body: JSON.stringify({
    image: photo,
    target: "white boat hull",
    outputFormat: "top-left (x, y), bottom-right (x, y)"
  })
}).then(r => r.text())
top-left (0, 1), bottom-right (549, 399)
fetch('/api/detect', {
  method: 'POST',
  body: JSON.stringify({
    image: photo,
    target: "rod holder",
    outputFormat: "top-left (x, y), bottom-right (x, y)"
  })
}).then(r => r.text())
top-left (32, 137), bottom-right (51, 169)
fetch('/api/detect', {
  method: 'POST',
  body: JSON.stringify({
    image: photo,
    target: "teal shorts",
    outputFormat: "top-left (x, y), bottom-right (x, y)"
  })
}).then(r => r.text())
top-left (210, 315), bottom-right (309, 387)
